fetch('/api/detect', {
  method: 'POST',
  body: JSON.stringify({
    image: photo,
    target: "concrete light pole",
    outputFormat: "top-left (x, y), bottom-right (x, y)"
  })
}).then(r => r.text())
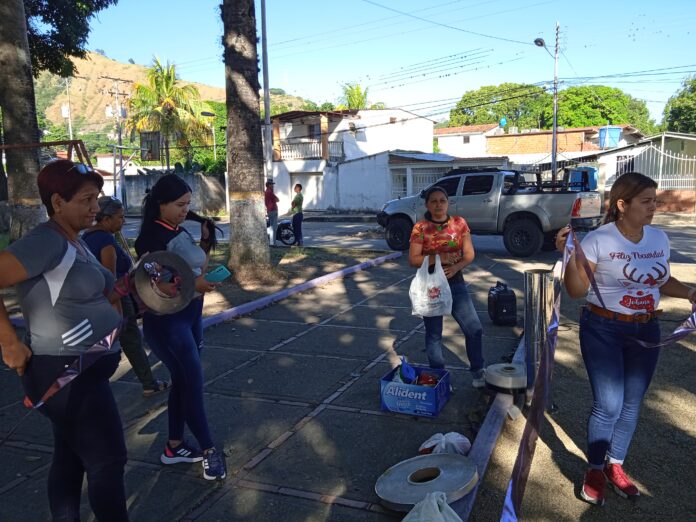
top-left (534, 21), bottom-right (560, 184)
top-left (260, 0), bottom-right (273, 181)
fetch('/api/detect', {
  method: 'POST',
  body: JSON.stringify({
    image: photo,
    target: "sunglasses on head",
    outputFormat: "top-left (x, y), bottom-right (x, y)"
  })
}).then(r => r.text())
top-left (67, 163), bottom-right (97, 175)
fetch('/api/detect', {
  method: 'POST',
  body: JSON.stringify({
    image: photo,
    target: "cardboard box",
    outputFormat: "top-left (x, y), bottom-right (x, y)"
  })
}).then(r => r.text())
top-left (380, 366), bottom-right (450, 417)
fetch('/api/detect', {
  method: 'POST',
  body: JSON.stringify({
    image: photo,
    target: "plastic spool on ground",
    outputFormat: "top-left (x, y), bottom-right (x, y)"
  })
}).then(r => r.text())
top-left (484, 363), bottom-right (527, 394)
top-left (375, 453), bottom-right (478, 511)
top-left (133, 251), bottom-right (195, 314)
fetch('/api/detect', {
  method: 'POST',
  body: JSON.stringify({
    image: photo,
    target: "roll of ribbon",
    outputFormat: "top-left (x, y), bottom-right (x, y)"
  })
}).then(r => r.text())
top-left (375, 453), bottom-right (478, 511)
top-left (484, 363), bottom-right (527, 393)
top-left (133, 251), bottom-right (195, 314)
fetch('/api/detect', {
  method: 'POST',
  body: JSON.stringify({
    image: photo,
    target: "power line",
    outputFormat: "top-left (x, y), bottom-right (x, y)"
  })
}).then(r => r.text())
top-left (360, 0), bottom-right (536, 46)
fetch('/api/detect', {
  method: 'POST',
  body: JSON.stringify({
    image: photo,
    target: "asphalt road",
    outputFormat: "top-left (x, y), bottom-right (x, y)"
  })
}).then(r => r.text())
top-left (122, 218), bottom-right (695, 262)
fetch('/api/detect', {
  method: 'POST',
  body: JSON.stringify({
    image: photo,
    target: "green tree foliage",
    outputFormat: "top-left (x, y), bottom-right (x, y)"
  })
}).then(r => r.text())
top-left (319, 102), bottom-right (335, 111)
top-left (126, 58), bottom-right (210, 170)
top-left (449, 83), bottom-right (657, 135)
top-left (449, 83), bottom-right (551, 129)
top-left (557, 85), bottom-right (656, 134)
top-left (663, 77), bottom-right (696, 133)
top-left (338, 83), bottom-right (370, 109)
top-left (269, 88), bottom-right (286, 95)
top-left (24, 0), bottom-right (118, 77)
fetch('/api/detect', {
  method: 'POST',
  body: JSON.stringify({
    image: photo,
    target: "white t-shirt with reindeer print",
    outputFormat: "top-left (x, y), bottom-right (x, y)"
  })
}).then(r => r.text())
top-left (580, 222), bottom-right (670, 314)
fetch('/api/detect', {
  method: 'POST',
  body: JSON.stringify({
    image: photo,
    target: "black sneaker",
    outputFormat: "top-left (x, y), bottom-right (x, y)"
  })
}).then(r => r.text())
top-left (160, 441), bottom-right (204, 464)
top-left (202, 447), bottom-right (227, 481)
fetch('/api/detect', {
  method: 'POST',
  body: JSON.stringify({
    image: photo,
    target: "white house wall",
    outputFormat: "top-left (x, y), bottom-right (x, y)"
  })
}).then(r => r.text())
top-left (336, 152), bottom-right (391, 210)
top-left (437, 133), bottom-right (488, 157)
top-left (271, 160), bottom-right (338, 211)
top-left (333, 110), bottom-right (433, 160)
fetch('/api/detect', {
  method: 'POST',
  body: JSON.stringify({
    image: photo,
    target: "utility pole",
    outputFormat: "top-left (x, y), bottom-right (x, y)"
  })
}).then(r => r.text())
top-left (101, 76), bottom-right (132, 204)
top-left (551, 21), bottom-right (559, 184)
top-left (64, 78), bottom-right (74, 141)
top-left (260, 0), bottom-right (273, 181)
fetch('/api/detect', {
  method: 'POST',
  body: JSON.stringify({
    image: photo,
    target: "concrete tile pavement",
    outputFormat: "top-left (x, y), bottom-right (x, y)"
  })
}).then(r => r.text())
top-left (0, 248), bottom-right (567, 521)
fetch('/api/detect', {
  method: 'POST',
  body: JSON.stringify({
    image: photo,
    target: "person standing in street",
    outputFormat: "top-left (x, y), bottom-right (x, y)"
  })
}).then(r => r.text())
top-left (82, 196), bottom-right (170, 397)
top-left (265, 179), bottom-right (279, 246)
top-left (291, 183), bottom-right (304, 246)
top-left (556, 172), bottom-right (696, 507)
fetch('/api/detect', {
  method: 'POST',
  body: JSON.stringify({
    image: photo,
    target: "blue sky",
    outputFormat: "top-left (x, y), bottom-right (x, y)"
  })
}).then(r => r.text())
top-left (87, 0), bottom-right (695, 123)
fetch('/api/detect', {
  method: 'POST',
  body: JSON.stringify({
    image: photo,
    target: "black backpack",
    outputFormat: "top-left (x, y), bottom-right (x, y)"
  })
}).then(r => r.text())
top-left (488, 281), bottom-right (517, 326)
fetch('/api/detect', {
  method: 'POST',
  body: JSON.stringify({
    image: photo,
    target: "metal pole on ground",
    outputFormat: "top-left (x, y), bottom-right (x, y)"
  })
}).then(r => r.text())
top-left (523, 268), bottom-right (554, 406)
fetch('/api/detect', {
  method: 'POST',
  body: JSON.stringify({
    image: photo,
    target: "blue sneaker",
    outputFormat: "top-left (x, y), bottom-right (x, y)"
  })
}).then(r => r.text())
top-left (202, 447), bottom-right (227, 480)
top-left (161, 441), bottom-right (204, 464)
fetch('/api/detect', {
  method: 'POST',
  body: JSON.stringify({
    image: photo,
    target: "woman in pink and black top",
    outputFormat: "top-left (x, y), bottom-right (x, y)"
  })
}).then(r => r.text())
top-left (408, 186), bottom-right (485, 388)
top-left (557, 172), bottom-right (696, 506)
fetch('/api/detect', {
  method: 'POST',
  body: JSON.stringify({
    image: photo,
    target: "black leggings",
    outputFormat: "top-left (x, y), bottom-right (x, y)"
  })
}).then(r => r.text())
top-left (22, 352), bottom-right (128, 522)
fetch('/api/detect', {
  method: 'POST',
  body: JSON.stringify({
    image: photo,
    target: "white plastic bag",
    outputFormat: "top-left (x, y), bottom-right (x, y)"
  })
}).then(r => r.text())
top-left (418, 432), bottom-right (472, 456)
top-left (402, 491), bottom-right (463, 522)
top-left (409, 255), bottom-right (453, 317)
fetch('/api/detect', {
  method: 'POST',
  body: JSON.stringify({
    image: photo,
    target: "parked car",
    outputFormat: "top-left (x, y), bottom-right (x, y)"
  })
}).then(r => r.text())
top-left (376, 167), bottom-right (602, 257)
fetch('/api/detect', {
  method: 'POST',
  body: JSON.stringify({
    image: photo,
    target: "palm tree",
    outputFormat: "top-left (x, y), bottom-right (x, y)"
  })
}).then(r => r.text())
top-left (338, 83), bottom-right (370, 110)
top-left (221, 0), bottom-right (270, 270)
top-left (0, 0), bottom-right (44, 239)
top-left (126, 58), bottom-right (209, 170)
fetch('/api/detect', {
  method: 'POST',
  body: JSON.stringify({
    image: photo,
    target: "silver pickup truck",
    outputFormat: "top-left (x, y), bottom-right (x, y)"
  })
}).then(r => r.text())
top-left (376, 167), bottom-right (603, 257)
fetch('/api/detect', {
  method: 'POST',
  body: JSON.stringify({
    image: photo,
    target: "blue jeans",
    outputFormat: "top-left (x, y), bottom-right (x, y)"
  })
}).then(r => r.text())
top-left (422, 280), bottom-right (484, 372)
top-left (579, 307), bottom-right (661, 468)
top-left (143, 298), bottom-right (214, 450)
top-left (292, 212), bottom-right (303, 245)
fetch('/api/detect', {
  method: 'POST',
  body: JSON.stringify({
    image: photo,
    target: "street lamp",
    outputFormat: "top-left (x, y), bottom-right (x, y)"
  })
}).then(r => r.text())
top-left (534, 22), bottom-right (560, 184)
top-left (201, 111), bottom-right (217, 161)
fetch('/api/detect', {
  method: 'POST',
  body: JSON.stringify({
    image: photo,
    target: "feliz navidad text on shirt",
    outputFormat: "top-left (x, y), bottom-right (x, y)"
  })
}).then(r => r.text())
top-left (608, 249), bottom-right (665, 261)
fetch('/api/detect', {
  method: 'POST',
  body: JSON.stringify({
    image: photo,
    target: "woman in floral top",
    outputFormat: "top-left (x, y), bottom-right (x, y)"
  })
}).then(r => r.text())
top-left (408, 186), bottom-right (486, 388)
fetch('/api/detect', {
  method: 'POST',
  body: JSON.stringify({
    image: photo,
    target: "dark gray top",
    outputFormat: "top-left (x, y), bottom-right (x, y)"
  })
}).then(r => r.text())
top-left (7, 223), bottom-right (121, 356)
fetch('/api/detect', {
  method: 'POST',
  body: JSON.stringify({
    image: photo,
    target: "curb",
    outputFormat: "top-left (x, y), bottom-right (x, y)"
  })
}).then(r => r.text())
top-left (201, 251), bottom-right (402, 329)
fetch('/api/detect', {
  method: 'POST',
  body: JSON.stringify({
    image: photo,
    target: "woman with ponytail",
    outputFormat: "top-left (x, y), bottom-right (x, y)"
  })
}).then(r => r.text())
top-left (135, 174), bottom-right (227, 481)
top-left (556, 172), bottom-right (696, 506)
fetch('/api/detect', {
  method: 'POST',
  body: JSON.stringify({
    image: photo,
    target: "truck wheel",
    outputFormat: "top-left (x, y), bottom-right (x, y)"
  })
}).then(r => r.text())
top-left (503, 219), bottom-right (543, 257)
top-left (385, 217), bottom-right (412, 251)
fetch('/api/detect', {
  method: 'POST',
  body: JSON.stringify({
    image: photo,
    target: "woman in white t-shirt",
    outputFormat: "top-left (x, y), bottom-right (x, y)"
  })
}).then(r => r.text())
top-left (556, 172), bottom-right (696, 507)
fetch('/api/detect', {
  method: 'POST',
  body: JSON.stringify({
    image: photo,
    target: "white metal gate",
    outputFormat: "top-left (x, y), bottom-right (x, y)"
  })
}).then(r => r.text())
top-left (612, 144), bottom-right (696, 190)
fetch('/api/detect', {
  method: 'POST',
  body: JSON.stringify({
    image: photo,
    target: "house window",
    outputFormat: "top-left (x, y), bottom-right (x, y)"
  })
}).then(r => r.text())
top-left (391, 168), bottom-right (407, 199)
top-left (462, 136), bottom-right (470, 144)
top-left (308, 123), bottom-right (321, 140)
top-left (462, 175), bottom-right (494, 195)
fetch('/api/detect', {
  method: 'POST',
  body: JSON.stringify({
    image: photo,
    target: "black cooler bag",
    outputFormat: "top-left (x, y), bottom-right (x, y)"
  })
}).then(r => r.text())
top-left (488, 281), bottom-right (517, 326)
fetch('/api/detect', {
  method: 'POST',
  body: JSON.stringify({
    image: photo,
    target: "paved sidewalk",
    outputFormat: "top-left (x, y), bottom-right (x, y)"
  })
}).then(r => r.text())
top-left (1, 250), bottom-right (546, 521)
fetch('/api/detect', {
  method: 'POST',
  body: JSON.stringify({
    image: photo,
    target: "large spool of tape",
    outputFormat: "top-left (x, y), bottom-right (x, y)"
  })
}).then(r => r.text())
top-left (484, 363), bottom-right (527, 393)
top-left (375, 453), bottom-right (478, 511)
top-left (133, 251), bottom-right (195, 314)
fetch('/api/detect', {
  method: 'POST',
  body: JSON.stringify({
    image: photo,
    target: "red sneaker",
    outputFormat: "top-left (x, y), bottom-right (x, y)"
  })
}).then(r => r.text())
top-left (581, 468), bottom-right (606, 506)
top-left (604, 463), bottom-right (640, 500)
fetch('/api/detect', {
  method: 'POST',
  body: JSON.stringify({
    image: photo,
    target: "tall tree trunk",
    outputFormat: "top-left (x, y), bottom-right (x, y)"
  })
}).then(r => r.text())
top-left (0, 0), bottom-right (45, 240)
top-left (0, 108), bottom-right (8, 201)
top-left (221, 0), bottom-right (270, 269)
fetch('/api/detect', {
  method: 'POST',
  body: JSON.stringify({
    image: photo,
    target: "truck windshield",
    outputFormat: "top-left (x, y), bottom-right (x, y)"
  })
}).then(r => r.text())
top-left (431, 177), bottom-right (459, 196)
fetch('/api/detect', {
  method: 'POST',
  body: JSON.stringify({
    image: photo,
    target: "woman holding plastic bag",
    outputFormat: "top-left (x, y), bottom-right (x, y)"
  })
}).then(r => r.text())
top-left (408, 186), bottom-right (485, 388)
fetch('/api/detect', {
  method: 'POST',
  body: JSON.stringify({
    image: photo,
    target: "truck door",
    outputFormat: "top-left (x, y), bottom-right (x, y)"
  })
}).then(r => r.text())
top-left (454, 174), bottom-right (498, 232)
